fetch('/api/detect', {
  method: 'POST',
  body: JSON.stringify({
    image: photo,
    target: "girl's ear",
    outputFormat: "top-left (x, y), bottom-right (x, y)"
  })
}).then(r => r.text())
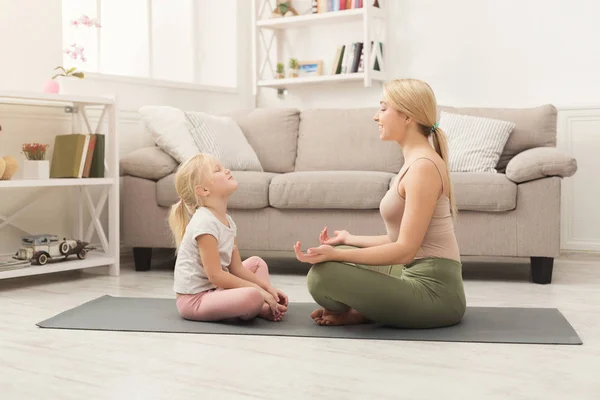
top-left (196, 186), bottom-right (209, 197)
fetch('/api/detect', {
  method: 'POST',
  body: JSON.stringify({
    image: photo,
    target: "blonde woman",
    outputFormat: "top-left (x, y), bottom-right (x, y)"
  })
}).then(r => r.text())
top-left (294, 79), bottom-right (466, 328)
top-left (169, 154), bottom-right (288, 322)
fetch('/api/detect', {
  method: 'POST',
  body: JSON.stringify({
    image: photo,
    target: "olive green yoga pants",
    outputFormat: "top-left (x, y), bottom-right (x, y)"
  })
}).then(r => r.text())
top-left (306, 246), bottom-right (467, 329)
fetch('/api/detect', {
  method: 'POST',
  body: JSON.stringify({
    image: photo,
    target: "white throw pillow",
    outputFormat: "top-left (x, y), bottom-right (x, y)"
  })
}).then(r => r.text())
top-left (185, 111), bottom-right (263, 172)
top-left (439, 111), bottom-right (516, 173)
top-left (138, 106), bottom-right (198, 163)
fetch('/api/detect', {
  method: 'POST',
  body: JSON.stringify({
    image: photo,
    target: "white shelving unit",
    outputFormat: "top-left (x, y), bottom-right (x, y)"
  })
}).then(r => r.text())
top-left (0, 91), bottom-right (119, 281)
top-left (252, 1), bottom-right (387, 94)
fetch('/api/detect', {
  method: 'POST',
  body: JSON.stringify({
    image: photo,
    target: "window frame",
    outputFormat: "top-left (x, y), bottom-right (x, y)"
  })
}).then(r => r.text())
top-left (62, 0), bottom-right (238, 92)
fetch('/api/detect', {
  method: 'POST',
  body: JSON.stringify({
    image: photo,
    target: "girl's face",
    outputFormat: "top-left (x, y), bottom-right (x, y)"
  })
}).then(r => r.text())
top-left (197, 162), bottom-right (238, 198)
top-left (373, 100), bottom-right (409, 143)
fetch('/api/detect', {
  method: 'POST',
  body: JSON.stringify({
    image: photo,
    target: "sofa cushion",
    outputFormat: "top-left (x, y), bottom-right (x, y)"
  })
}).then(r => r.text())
top-left (439, 111), bottom-right (515, 173)
top-left (451, 172), bottom-right (517, 212)
top-left (438, 104), bottom-right (557, 172)
top-left (269, 171), bottom-right (396, 209)
top-left (157, 171), bottom-right (278, 209)
top-left (120, 146), bottom-right (178, 180)
top-left (228, 108), bottom-right (300, 173)
top-left (294, 108), bottom-right (404, 173)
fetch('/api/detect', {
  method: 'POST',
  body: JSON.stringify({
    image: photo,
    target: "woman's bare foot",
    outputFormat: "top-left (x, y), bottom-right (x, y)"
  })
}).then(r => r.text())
top-left (310, 308), bottom-right (369, 326)
top-left (259, 303), bottom-right (287, 322)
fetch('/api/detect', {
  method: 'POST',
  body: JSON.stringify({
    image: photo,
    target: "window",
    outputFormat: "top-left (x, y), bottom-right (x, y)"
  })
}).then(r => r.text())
top-left (61, 0), bottom-right (237, 88)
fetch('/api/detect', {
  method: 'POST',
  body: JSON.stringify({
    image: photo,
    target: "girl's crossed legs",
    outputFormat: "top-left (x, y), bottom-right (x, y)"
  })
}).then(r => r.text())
top-left (176, 256), bottom-right (286, 322)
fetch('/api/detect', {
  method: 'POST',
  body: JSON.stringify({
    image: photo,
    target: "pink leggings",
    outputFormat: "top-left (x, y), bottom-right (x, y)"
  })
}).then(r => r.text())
top-left (176, 256), bottom-right (271, 321)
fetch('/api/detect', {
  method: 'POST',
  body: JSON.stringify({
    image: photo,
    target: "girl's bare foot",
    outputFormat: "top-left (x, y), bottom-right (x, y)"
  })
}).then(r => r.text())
top-left (259, 303), bottom-right (287, 322)
top-left (310, 308), bottom-right (369, 326)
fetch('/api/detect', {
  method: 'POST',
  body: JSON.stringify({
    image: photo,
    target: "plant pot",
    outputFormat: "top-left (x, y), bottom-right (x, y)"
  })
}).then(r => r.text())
top-left (43, 79), bottom-right (60, 94)
top-left (289, 69), bottom-right (299, 78)
top-left (57, 76), bottom-right (85, 95)
top-left (276, 73), bottom-right (285, 79)
top-left (23, 160), bottom-right (50, 180)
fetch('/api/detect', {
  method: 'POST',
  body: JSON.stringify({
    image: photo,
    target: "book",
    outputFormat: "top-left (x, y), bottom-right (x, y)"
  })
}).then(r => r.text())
top-left (89, 134), bottom-right (105, 178)
top-left (82, 134), bottom-right (98, 178)
top-left (50, 134), bottom-right (89, 178)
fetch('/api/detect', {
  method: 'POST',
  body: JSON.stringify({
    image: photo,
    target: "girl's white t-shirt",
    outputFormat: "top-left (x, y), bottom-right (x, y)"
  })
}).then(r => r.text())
top-left (173, 207), bottom-right (237, 294)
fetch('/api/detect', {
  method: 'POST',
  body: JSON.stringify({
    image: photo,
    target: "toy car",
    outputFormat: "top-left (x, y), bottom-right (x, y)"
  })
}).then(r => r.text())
top-left (13, 234), bottom-right (93, 266)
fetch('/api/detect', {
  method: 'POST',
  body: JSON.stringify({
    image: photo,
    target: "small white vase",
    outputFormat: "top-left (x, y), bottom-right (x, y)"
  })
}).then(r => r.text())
top-left (23, 160), bottom-right (50, 180)
top-left (57, 76), bottom-right (85, 96)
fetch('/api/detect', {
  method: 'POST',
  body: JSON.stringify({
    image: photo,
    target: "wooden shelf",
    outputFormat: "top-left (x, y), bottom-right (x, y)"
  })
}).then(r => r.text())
top-left (258, 71), bottom-right (385, 89)
top-left (253, 2), bottom-right (387, 92)
top-left (0, 253), bottom-right (115, 280)
top-left (257, 8), bottom-right (374, 29)
top-left (0, 90), bottom-right (115, 106)
top-left (0, 178), bottom-right (115, 189)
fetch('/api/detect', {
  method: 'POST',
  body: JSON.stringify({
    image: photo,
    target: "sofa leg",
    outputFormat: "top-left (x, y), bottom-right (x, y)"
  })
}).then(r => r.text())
top-left (530, 257), bottom-right (553, 284)
top-left (133, 247), bottom-right (152, 271)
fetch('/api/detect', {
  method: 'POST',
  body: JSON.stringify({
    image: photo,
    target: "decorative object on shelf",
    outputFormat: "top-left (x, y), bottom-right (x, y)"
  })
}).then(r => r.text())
top-left (43, 66), bottom-right (85, 94)
top-left (43, 14), bottom-right (101, 94)
top-left (0, 156), bottom-right (18, 180)
top-left (276, 62), bottom-right (285, 79)
top-left (0, 157), bottom-right (5, 179)
top-left (21, 142), bottom-right (50, 179)
top-left (311, 0), bottom-right (318, 13)
top-left (298, 60), bottom-right (323, 77)
top-left (12, 234), bottom-right (95, 266)
top-left (288, 58), bottom-right (299, 78)
top-left (271, 0), bottom-right (299, 18)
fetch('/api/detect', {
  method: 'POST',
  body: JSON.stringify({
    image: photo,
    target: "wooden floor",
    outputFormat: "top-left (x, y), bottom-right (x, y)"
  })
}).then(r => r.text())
top-left (1, 252), bottom-right (599, 399)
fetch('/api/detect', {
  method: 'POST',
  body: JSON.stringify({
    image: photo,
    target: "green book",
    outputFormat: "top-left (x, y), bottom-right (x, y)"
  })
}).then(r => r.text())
top-left (50, 134), bottom-right (88, 178)
top-left (89, 134), bottom-right (105, 178)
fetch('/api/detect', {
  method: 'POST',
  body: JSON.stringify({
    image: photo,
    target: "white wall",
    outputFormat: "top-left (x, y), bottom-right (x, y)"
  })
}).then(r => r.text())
top-left (0, 0), bottom-right (253, 254)
top-left (257, 0), bottom-right (600, 109)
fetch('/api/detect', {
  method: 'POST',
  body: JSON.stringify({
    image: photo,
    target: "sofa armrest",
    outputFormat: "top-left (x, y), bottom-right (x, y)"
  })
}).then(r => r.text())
top-left (505, 147), bottom-right (577, 183)
top-left (120, 146), bottom-right (179, 180)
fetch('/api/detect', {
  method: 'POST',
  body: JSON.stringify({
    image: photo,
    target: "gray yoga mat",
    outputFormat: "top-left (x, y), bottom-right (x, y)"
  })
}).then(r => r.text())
top-left (37, 295), bottom-right (582, 345)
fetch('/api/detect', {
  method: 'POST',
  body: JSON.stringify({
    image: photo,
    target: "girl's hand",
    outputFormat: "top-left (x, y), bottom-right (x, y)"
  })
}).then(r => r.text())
top-left (274, 288), bottom-right (288, 306)
top-left (266, 286), bottom-right (288, 306)
top-left (261, 290), bottom-right (281, 318)
top-left (294, 241), bottom-right (336, 264)
top-left (319, 227), bottom-right (349, 246)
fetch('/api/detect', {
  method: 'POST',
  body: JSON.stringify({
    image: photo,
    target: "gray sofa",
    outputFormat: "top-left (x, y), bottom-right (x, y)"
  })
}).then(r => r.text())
top-left (119, 105), bottom-right (577, 284)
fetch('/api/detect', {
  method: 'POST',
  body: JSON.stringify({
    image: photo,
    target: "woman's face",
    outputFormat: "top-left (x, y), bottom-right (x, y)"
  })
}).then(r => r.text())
top-left (373, 100), bottom-right (408, 143)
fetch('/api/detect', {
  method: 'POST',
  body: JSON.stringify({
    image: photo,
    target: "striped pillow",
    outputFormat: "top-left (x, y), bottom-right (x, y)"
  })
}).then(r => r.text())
top-left (439, 111), bottom-right (516, 173)
top-left (185, 111), bottom-right (263, 172)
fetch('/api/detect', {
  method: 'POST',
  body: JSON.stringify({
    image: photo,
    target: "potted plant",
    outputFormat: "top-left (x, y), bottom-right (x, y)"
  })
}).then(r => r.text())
top-left (42, 14), bottom-right (100, 94)
top-left (21, 143), bottom-right (50, 180)
top-left (276, 63), bottom-right (285, 79)
top-left (288, 58), bottom-right (299, 78)
top-left (43, 66), bottom-right (86, 95)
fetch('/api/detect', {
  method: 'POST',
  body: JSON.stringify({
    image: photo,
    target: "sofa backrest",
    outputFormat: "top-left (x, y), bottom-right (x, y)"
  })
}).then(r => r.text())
top-left (294, 108), bottom-right (404, 173)
top-left (437, 104), bottom-right (557, 171)
top-left (229, 108), bottom-right (300, 173)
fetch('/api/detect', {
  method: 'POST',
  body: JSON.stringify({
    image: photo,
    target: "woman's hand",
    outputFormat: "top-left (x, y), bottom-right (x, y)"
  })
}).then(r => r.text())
top-left (319, 227), bottom-right (349, 246)
top-left (294, 241), bottom-right (336, 264)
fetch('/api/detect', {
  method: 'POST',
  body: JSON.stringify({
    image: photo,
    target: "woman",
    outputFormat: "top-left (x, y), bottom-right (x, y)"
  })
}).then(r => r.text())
top-left (293, 78), bottom-right (466, 329)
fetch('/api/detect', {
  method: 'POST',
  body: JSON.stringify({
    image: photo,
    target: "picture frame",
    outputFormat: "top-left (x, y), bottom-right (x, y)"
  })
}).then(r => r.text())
top-left (297, 61), bottom-right (323, 77)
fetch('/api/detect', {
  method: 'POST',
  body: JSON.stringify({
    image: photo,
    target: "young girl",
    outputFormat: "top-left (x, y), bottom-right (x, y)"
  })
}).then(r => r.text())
top-left (168, 153), bottom-right (288, 322)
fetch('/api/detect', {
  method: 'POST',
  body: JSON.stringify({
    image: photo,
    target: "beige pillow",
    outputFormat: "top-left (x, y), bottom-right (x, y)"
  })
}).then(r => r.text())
top-left (120, 146), bottom-right (178, 180)
top-left (505, 147), bottom-right (577, 183)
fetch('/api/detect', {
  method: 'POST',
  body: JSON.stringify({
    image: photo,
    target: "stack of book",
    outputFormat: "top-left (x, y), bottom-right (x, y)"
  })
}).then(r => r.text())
top-left (49, 133), bottom-right (105, 178)
top-left (315, 0), bottom-right (374, 13)
top-left (330, 41), bottom-right (383, 75)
